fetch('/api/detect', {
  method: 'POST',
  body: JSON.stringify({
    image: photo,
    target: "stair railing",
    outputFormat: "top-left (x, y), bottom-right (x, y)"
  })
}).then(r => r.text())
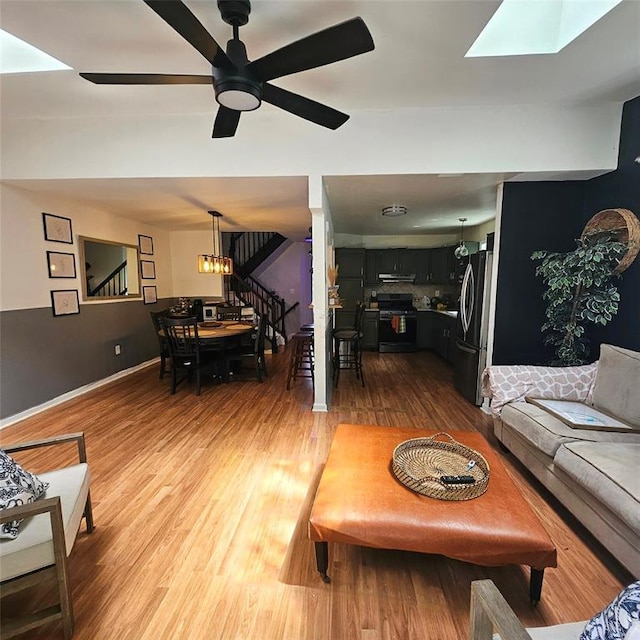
top-left (89, 261), bottom-right (128, 297)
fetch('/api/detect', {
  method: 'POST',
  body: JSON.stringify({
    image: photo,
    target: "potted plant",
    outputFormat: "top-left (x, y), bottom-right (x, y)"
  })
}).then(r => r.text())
top-left (531, 236), bottom-right (626, 366)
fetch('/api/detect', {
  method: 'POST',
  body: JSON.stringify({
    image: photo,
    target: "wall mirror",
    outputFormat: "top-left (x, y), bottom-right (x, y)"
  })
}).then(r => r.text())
top-left (79, 236), bottom-right (141, 300)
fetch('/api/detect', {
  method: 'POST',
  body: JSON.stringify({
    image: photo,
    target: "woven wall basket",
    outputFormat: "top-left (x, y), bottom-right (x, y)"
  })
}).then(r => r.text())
top-left (580, 208), bottom-right (640, 274)
top-left (392, 433), bottom-right (490, 501)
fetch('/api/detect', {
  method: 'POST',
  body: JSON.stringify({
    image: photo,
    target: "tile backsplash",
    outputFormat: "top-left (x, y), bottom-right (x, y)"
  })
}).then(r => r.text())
top-left (364, 282), bottom-right (460, 309)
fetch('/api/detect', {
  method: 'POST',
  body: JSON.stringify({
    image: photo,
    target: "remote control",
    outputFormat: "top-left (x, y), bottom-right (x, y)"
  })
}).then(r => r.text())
top-left (440, 475), bottom-right (476, 485)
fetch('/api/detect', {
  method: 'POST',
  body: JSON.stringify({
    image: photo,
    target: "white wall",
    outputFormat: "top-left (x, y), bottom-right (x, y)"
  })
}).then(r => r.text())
top-left (1, 104), bottom-right (622, 181)
top-left (0, 184), bottom-right (172, 311)
top-left (169, 230), bottom-right (224, 300)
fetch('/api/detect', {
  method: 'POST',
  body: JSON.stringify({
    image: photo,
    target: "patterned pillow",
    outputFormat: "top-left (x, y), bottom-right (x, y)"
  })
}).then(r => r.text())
top-left (580, 582), bottom-right (640, 640)
top-left (0, 449), bottom-right (49, 539)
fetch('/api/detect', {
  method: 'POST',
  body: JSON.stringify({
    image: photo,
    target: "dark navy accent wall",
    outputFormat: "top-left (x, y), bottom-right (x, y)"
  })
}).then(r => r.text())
top-left (0, 299), bottom-right (173, 420)
top-left (493, 95), bottom-right (640, 364)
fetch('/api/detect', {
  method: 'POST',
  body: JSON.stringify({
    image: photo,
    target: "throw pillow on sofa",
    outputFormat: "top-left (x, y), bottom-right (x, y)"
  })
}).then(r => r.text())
top-left (580, 581), bottom-right (640, 640)
top-left (0, 449), bottom-right (49, 539)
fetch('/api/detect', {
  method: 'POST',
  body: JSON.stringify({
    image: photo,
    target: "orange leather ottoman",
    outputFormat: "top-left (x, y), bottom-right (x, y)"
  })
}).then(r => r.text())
top-left (308, 424), bottom-right (557, 602)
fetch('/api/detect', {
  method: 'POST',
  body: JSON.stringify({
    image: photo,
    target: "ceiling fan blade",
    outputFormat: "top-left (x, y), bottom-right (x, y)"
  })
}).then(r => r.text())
top-left (246, 17), bottom-right (374, 82)
top-left (262, 83), bottom-right (349, 130)
top-left (212, 106), bottom-right (241, 138)
top-left (80, 73), bottom-right (212, 85)
top-left (143, 0), bottom-right (234, 69)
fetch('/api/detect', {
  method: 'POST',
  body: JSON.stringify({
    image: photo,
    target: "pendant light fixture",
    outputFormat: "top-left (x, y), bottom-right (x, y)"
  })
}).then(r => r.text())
top-left (454, 217), bottom-right (469, 259)
top-left (198, 210), bottom-right (233, 275)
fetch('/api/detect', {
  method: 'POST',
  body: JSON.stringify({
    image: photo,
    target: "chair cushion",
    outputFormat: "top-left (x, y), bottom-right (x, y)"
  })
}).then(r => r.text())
top-left (592, 344), bottom-right (640, 429)
top-left (0, 450), bottom-right (49, 539)
top-left (0, 463), bottom-right (90, 581)
top-left (579, 581), bottom-right (640, 640)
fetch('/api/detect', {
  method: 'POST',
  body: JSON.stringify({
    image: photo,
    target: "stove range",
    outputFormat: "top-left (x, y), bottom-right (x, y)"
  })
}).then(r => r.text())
top-left (376, 293), bottom-right (417, 352)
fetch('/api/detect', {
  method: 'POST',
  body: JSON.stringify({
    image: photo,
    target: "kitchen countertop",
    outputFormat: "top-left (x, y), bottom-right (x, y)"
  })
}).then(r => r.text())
top-left (366, 307), bottom-right (458, 318)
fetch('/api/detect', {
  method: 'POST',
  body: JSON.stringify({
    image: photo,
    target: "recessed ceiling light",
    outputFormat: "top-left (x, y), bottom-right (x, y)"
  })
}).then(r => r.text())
top-left (466, 0), bottom-right (623, 57)
top-left (382, 205), bottom-right (407, 217)
top-left (0, 28), bottom-right (71, 74)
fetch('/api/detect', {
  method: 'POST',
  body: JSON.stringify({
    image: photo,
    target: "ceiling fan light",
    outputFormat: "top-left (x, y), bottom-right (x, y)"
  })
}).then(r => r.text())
top-left (216, 81), bottom-right (261, 111)
top-left (382, 205), bottom-right (407, 217)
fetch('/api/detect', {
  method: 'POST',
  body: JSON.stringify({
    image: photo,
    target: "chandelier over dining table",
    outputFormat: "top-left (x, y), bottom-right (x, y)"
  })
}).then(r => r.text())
top-left (198, 210), bottom-right (233, 275)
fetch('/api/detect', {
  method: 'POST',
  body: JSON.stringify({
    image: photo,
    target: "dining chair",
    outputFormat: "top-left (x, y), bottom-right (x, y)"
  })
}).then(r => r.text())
top-left (161, 316), bottom-right (224, 395)
top-left (227, 315), bottom-right (268, 382)
top-left (217, 306), bottom-right (242, 321)
top-left (149, 309), bottom-right (171, 379)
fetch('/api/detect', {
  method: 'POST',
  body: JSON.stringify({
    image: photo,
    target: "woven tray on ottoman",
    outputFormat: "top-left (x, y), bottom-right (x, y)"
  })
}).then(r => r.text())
top-left (392, 432), bottom-right (490, 500)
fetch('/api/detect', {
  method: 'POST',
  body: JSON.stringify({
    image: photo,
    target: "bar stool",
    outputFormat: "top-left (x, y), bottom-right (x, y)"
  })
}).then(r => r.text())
top-left (286, 332), bottom-right (314, 390)
top-left (333, 302), bottom-right (366, 388)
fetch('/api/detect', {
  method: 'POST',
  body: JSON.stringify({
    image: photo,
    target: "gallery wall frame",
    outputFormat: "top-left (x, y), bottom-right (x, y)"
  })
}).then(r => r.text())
top-left (143, 285), bottom-right (158, 305)
top-left (43, 213), bottom-right (73, 244)
top-left (47, 251), bottom-right (77, 279)
top-left (140, 260), bottom-right (156, 280)
top-left (51, 289), bottom-right (80, 317)
top-left (138, 234), bottom-right (154, 255)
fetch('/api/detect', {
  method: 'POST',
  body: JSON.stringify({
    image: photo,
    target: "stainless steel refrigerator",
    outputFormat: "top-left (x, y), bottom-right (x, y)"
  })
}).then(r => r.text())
top-left (453, 250), bottom-right (493, 405)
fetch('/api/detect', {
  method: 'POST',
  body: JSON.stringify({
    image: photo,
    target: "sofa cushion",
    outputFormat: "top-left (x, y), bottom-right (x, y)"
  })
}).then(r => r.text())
top-left (592, 345), bottom-right (640, 429)
top-left (483, 363), bottom-right (598, 416)
top-left (579, 581), bottom-right (640, 640)
top-left (0, 450), bottom-right (49, 539)
top-left (0, 463), bottom-right (90, 581)
top-left (554, 443), bottom-right (640, 533)
top-left (501, 402), bottom-right (640, 458)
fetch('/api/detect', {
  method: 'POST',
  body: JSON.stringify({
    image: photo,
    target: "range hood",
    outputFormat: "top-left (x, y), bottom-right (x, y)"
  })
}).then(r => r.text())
top-left (378, 273), bottom-right (416, 283)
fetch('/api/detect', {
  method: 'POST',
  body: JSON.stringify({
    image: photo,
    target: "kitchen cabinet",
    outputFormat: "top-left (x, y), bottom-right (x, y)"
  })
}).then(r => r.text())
top-left (430, 247), bottom-right (455, 284)
top-left (432, 313), bottom-right (457, 363)
top-left (375, 249), bottom-right (417, 274)
top-left (361, 311), bottom-right (379, 350)
top-left (413, 249), bottom-right (431, 284)
top-left (416, 311), bottom-right (433, 350)
top-left (336, 277), bottom-right (365, 312)
top-left (364, 250), bottom-right (378, 285)
top-left (335, 248), bottom-right (365, 278)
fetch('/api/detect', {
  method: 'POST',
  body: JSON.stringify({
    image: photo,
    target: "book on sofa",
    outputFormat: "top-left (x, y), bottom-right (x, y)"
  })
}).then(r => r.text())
top-left (526, 397), bottom-right (637, 432)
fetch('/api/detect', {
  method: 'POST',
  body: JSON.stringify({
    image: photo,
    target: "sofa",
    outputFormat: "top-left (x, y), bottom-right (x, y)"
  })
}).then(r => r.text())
top-left (482, 344), bottom-right (640, 579)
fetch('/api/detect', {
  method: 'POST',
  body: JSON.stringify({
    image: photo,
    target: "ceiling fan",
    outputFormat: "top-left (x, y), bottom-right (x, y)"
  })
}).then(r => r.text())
top-left (80, 0), bottom-right (375, 138)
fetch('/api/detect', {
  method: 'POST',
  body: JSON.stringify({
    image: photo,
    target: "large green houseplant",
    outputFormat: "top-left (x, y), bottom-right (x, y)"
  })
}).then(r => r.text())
top-left (531, 234), bottom-right (627, 366)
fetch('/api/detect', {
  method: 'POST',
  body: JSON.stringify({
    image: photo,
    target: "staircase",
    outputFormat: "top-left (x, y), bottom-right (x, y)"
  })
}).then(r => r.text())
top-left (89, 261), bottom-right (128, 297)
top-left (223, 231), bottom-right (299, 352)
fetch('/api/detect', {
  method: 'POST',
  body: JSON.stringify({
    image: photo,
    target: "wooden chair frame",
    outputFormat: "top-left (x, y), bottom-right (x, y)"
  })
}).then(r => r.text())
top-left (469, 580), bottom-right (534, 640)
top-left (0, 433), bottom-right (94, 640)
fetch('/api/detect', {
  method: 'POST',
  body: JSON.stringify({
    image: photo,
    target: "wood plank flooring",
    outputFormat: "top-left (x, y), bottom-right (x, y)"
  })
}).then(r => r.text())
top-left (1, 348), bottom-right (632, 639)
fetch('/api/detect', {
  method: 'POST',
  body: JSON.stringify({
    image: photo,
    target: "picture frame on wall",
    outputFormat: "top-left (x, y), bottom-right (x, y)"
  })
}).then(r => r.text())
top-left (143, 285), bottom-right (158, 305)
top-left (47, 251), bottom-right (77, 278)
top-left (42, 213), bottom-right (73, 244)
top-left (51, 289), bottom-right (80, 317)
top-left (138, 234), bottom-right (154, 255)
top-left (140, 260), bottom-right (156, 279)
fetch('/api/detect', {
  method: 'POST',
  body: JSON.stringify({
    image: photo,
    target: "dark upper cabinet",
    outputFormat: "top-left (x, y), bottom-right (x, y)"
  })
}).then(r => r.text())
top-left (414, 249), bottom-right (431, 284)
top-left (377, 249), bottom-right (397, 274)
top-left (430, 247), bottom-right (454, 284)
top-left (453, 242), bottom-right (480, 284)
top-left (364, 250), bottom-right (378, 285)
top-left (375, 249), bottom-right (417, 275)
top-left (335, 248), bottom-right (365, 278)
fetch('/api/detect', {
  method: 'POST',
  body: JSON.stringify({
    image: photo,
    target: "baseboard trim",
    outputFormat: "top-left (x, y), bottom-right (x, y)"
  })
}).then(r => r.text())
top-left (0, 358), bottom-right (159, 430)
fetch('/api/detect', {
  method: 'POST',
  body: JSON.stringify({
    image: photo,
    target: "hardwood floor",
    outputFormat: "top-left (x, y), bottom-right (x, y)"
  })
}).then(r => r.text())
top-left (1, 348), bottom-right (632, 639)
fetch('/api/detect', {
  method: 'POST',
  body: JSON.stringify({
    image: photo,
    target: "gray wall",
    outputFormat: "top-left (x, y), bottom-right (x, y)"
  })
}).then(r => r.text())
top-left (0, 298), bottom-right (173, 419)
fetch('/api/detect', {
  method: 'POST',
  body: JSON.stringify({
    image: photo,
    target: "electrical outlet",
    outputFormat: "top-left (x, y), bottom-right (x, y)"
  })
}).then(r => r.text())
top-left (114, 344), bottom-right (121, 356)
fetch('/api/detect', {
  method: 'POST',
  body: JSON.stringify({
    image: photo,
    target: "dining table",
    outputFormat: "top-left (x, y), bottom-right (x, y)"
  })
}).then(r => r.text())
top-left (159, 319), bottom-right (257, 382)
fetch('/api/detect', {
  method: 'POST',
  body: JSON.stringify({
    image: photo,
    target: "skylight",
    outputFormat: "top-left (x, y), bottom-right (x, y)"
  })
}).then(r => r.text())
top-left (0, 28), bottom-right (71, 74)
top-left (465, 0), bottom-right (623, 57)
